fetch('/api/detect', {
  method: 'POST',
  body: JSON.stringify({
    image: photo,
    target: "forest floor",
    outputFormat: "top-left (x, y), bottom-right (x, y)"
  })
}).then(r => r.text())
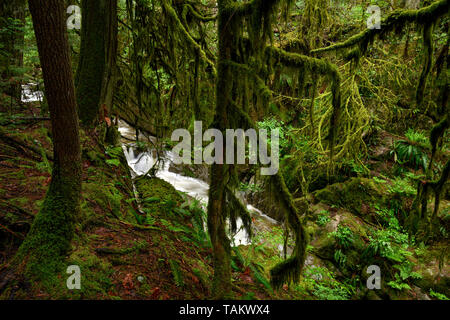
top-left (0, 101), bottom-right (448, 300)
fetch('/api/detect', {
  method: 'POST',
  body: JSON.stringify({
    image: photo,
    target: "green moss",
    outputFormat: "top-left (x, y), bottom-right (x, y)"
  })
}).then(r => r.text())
top-left (311, 0), bottom-right (449, 55)
top-left (415, 22), bottom-right (433, 106)
top-left (135, 177), bottom-right (182, 219)
top-left (63, 246), bottom-right (115, 299)
top-left (83, 182), bottom-right (123, 218)
top-left (11, 167), bottom-right (81, 290)
top-left (314, 178), bottom-right (387, 217)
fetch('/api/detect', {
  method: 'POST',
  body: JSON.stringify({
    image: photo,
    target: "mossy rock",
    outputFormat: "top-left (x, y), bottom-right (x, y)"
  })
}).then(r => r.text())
top-left (134, 177), bottom-right (183, 220)
top-left (83, 182), bottom-right (123, 218)
top-left (313, 178), bottom-right (387, 220)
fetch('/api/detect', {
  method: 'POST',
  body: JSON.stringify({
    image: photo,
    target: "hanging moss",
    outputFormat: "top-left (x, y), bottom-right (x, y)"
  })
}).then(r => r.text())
top-left (311, 0), bottom-right (449, 55)
top-left (266, 46), bottom-right (342, 169)
top-left (409, 159), bottom-right (450, 240)
top-left (162, 0), bottom-right (216, 74)
top-left (430, 115), bottom-right (448, 156)
top-left (269, 172), bottom-right (308, 289)
top-left (416, 22), bottom-right (434, 106)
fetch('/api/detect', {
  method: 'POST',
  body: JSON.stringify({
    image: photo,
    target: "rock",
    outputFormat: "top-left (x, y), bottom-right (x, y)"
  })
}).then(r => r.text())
top-left (412, 285), bottom-right (431, 300)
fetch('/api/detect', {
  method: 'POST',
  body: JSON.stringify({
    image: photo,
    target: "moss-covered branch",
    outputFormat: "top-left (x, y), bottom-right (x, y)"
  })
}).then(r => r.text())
top-left (220, 59), bottom-right (273, 102)
top-left (183, 3), bottom-right (217, 22)
top-left (162, 0), bottom-right (216, 75)
top-left (416, 22), bottom-right (434, 106)
top-left (266, 46), bottom-right (342, 167)
top-left (269, 172), bottom-right (308, 289)
top-left (311, 0), bottom-right (449, 55)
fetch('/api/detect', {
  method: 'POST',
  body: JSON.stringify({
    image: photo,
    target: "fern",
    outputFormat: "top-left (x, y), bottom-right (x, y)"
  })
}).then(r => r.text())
top-left (169, 259), bottom-right (184, 287)
top-left (250, 265), bottom-right (273, 292)
top-left (392, 130), bottom-right (429, 171)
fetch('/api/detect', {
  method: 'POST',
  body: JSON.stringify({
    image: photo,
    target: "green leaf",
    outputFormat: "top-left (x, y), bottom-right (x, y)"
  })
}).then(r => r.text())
top-left (106, 159), bottom-right (121, 167)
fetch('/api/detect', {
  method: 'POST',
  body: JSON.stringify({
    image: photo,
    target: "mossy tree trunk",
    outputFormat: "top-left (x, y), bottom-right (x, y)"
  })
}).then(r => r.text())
top-left (76, 0), bottom-right (118, 128)
top-left (206, 0), bottom-right (235, 300)
top-left (12, 0), bottom-right (82, 282)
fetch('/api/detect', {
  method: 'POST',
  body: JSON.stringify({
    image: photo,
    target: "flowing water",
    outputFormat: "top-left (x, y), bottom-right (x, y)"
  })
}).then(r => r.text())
top-left (19, 84), bottom-right (281, 248)
top-left (21, 83), bottom-right (43, 103)
top-left (118, 120), bottom-right (279, 246)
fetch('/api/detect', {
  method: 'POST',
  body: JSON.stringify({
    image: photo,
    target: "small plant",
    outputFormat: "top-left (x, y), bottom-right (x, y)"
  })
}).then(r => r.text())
top-left (429, 289), bottom-right (449, 300)
top-left (387, 261), bottom-right (422, 291)
top-left (344, 159), bottom-right (368, 176)
top-left (316, 210), bottom-right (331, 226)
top-left (391, 129), bottom-right (429, 171)
top-left (334, 249), bottom-right (347, 267)
top-left (329, 225), bottom-right (354, 249)
top-left (301, 266), bottom-right (353, 300)
top-left (105, 146), bottom-right (123, 167)
top-left (375, 205), bottom-right (401, 230)
top-left (239, 181), bottom-right (263, 193)
top-left (169, 259), bottom-right (184, 287)
top-left (404, 128), bottom-right (429, 144)
top-left (388, 177), bottom-right (416, 196)
top-left (364, 229), bottom-right (409, 262)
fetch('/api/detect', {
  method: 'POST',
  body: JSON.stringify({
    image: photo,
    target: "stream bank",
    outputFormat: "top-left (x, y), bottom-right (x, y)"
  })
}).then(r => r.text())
top-left (118, 119), bottom-right (280, 247)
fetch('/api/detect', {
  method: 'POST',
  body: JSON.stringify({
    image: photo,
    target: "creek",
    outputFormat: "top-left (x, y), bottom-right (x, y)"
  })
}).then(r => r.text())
top-left (118, 119), bottom-right (279, 247)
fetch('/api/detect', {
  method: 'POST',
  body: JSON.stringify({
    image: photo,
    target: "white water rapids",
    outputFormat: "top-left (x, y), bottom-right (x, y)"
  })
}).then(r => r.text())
top-left (118, 119), bottom-right (279, 246)
top-left (21, 83), bottom-right (43, 103)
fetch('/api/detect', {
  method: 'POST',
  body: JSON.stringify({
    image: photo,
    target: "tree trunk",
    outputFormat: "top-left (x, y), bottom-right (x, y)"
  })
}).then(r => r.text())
top-left (76, 0), bottom-right (118, 128)
top-left (12, 0), bottom-right (82, 281)
top-left (207, 0), bottom-right (234, 299)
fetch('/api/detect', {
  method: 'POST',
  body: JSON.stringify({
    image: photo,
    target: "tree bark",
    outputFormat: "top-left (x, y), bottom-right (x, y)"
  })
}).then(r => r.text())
top-left (76, 0), bottom-right (118, 128)
top-left (207, 0), bottom-right (234, 299)
top-left (11, 0), bottom-right (82, 281)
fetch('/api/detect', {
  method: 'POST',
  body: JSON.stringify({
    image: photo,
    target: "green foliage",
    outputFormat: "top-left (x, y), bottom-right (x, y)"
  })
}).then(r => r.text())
top-left (250, 264), bottom-right (273, 292)
top-left (334, 249), bottom-right (347, 267)
top-left (329, 225), bottom-right (354, 249)
top-left (387, 261), bottom-right (422, 291)
top-left (300, 266), bottom-right (354, 300)
top-left (429, 289), bottom-right (449, 300)
top-left (239, 181), bottom-right (263, 193)
top-left (344, 159), bottom-right (367, 176)
top-left (181, 196), bottom-right (210, 247)
top-left (316, 210), bottom-right (330, 226)
top-left (364, 228), bottom-right (409, 263)
top-left (404, 128), bottom-right (429, 145)
top-left (375, 205), bottom-right (402, 230)
top-left (242, 292), bottom-right (256, 300)
top-left (388, 177), bottom-right (416, 197)
top-left (104, 146), bottom-right (124, 167)
top-left (105, 159), bottom-right (121, 167)
top-left (257, 117), bottom-right (291, 156)
top-left (392, 129), bottom-right (429, 171)
top-left (169, 259), bottom-right (184, 287)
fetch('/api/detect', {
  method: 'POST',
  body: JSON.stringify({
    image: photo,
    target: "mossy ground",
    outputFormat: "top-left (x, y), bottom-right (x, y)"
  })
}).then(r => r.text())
top-left (0, 105), bottom-right (297, 299)
top-left (0, 102), bottom-right (448, 300)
